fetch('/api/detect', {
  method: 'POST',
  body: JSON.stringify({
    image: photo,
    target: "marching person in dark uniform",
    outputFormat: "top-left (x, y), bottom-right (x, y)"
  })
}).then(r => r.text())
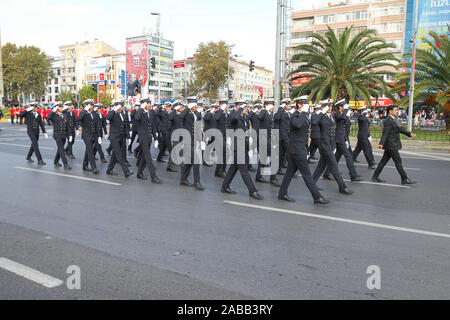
top-left (106, 100), bottom-right (134, 177)
top-left (255, 99), bottom-right (281, 187)
top-left (127, 104), bottom-right (140, 154)
top-left (344, 104), bottom-right (353, 154)
top-left (20, 103), bottom-right (47, 165)
top-left (122, 105), bottom-right (132, 167)
top-left (63, 101), bottom-right (78, 159)
top-left (156, 102), bottom-right (172, 163)
top-left (312, 103), bottom-right (353, 195)
top-left (278, 101), bottom-right (329, 204)
top-left (213, 99), bottom-right (229, 177)
top-left (135, 98), bottom-right (162, 183)
top-left (309, 103), bottom-right (323, 162)
top-left (221, 102), bottom-right (263, 200)
top-left (179, 97), bottom-right (204, 191)
top-left (78, 99), bottom-right (99, 174)
top-left (353, 106), bottom-right (376, 169)
top-left (93, 104), bottom-right (108, 164)
top-left (47, 102), bottom-right (71, 170)
top-left (323, 100), bottom-right (362, 182)
top-left (248, 104), bottom-right (261, 172)
top-left (372, 105), bottom-right (417, 185)
top-left (202, 103), bottom-right (217, 167)
top-left (166, 101), bottom-right (183, 173)
top-left (273, 98), bottom-right (291, 175)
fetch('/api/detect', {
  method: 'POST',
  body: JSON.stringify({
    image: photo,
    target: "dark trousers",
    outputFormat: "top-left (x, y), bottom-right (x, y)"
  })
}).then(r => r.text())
top-left (27, 134), bottom-right (43, 161)
top-left (20, 116), bottom-right (24, 125)
top-left (222, 151), bottom-right (257, 193)
top-left (353, 139), bottom-right (375, 165)
top-left (122, 137), bottom-right (128, 164)
top-left (128, 131), bottom-right (138, 150)
top-left (107, 138), bottom-right (128, 174)
top-left (279, 154), bottom-right (322, 200)
top-left (54, 137), bottom-right (68, 165)
top-left (256, 141), bottom-right (277, 181)
top-left (106, 144), bottom-right (112, 154)
top-left (324, 142), bottom-right (358, 179)
top-left (313, 146), bottom-right (347, 191)
top-left (137, 139), bottom-right (157, 178)
top-left (82, 136), bottom-right (97, 170)
top-left (309, 138), bottom-right (320, 158)
top-left (93, 138), bottom-right (106, 160)
top-left (215, 138), bottom-right (227, 175)
top-left (181, 144), bottom-right (200, 183)
top-left (373, 148), bottom-right (408, 181)
top-left (64, 131), bottom-right (76, 156)
top-left (157, 132), bottom-right (170, 161)
top-left (11, 115), bottom-right (15, 124)
top-left (279, 138), bottom-right (289, 170)
top-left (167, 139), bottom-right (176, 169)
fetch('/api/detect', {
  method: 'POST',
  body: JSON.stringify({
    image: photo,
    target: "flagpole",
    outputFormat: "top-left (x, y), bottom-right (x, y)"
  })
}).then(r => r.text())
top-left (407, 0), bottom-right (419, 132)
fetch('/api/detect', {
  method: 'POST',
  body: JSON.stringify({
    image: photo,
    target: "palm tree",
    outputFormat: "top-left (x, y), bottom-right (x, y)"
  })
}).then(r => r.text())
top-left (290, 27), bottom-right (399, 105)
top-left (392, 30), bottom-right (450, 131)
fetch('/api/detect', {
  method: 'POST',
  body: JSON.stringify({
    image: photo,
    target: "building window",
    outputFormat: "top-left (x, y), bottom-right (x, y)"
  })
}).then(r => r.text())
top-left (55, 87), bottom-right (59, 94)
top-left (292, 17), bottom-right (314, 28)
top-left (316, 14), bottom-right (335, 25)
top-left (352, 10), bottom-right (367, 21)
top-left (337, 12), bottom-right (351, 23)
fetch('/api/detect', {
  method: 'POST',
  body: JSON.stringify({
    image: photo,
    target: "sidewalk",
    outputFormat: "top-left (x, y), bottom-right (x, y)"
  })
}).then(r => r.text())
top-left (349, 137), bottom-right (450, 154)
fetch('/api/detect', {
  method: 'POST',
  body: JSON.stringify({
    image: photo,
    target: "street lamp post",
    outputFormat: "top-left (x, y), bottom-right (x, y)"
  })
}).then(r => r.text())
top-left (407, 0), bottom-right (419, 132)
top-left (151, 12), bottom-right (161, 103)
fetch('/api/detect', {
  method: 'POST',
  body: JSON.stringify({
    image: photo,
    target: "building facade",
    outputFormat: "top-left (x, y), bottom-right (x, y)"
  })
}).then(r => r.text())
top-left (173, 58), bottom-right (196, 99)
top-left (44, 56), bottom-right (62, 104)
top-left (229, 60), bottom-right (274, 101)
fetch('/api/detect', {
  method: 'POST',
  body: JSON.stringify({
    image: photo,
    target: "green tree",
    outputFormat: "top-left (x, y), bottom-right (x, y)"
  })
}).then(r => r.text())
top-left (392, 31), bottom-right (450, 131)
top-left (2, 43), bottom-right (52, 102)
top-left (290, 27), bottom-right (399, 104)
top-left (192, 41), bottom-right (233, 100)
top-left (78, 85), bottom-right (96, 104)
top-left (100, 94), bottom-right (113, 107)
top-left (58, 89), bottom-right (73, 103)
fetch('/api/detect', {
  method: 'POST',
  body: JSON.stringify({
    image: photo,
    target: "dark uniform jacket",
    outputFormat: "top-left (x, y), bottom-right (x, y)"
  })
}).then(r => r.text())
top-left (106, 111), bottom-right (127, 141)
top-left (310, 113), bottom-right (322, 140)
top-left (179, 109), bottom-right (202, 139)
top-left (288, 111), bottom-right (310, 156)
top-left (156, 109), bottom-right (170, 134)
top-left (131, 109), bottom-right (139, 133)
top-left (356, 113), bottom-right (370, 140)
top-left (135, 108), bottom-right (157, 142)
top-left (229, 108), bottom-right (250, 152)
top-left (257, 109), bottom-right (274, 137)
top-left (379, 116), bottom-right (412, 151)
top-left (95, 112), bottom-right (108, 138)
top-left (203, 111), bottom-right (217, 132)
top-left (273, 108), bottom-right (290, 141)
top-left (319, 113), bottom-right (336, 151)
top-left (214, 109), bottom-right (227, 134)
top-left (20, 110), bottom-right (46, 136)
top-left (64, 110), bottom-right (78, 133)
top-left (333, 111), bottom-right (347, 144)
top-left (47, 111), bottom-right (69, 139)
top-left (249, 111), bottom-right (260, 133)
top-left (78, 111), bottom-right (97, 140)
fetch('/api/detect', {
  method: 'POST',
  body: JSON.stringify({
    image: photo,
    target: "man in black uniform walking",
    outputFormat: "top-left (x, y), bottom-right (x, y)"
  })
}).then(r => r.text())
top-left (166, 101), bottom-right (183, 173)
top-left (278, 101), bottom-right (329, 204)
top-left (312, 104), bottom-right (353, 195)
top-left (213, 99), bottom-right (229, 177)
top-left (63, 101), bottom-right (78, 159)
top-left (20, 103), bottom-right (47, 165)
top-left (93, 104), bottom-right (108, 164)
top-left (273, 98), bottom-right (291, 175)
top-left (78, 99), bottom-right (99, 174)
top-left (353, 106), bottom-right (376, 169)
top-left (47, 102), bottom-right (71, 170)
top-left (135, 98), bottom-right (162, 183)
top-left (372, 105), bottom-right (417, 185)
top-left (156, 102), bottom-right (172, 163)
top-left (127, 104), bottom-right (140, 154)
top-left (221, 103), bottom-right (263, 200)
top-left (309, 103), bottom-right (323, 161)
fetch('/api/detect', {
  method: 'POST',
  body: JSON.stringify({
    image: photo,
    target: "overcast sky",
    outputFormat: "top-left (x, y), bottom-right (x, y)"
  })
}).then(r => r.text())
top-left (0, 0), bottom-right (338, 71)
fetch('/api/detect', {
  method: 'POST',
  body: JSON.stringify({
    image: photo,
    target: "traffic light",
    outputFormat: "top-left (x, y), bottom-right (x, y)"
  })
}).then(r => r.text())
top-left (228, 90), bottom-right (233, 99)
top-left (92, 84), bottom-right (97, 93)
top-left (181, 88), bottom-right (187, 98)
top-left (249, 60), bottom-right (255, 72)
top-left (151, 57), bottom-right (156, 69)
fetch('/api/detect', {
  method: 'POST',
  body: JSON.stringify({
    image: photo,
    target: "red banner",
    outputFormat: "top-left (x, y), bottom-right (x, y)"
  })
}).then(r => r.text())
top-left (173, 61), bottom-right (185, 69)
top-left (126, 41), bottom-right (148, 97)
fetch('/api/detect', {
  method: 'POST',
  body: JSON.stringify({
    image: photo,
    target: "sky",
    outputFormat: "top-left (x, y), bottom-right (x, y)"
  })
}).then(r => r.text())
top-left (0, 0), bottom-right (336, 71)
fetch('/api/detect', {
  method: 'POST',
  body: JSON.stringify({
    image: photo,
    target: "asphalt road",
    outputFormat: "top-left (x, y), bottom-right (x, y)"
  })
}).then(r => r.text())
top-left (0, 122), bottom-right (449, 299)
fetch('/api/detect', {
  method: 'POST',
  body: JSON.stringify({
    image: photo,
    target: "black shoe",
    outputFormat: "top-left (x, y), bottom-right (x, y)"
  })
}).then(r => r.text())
top-left (215, 172), bottom-right (226, 178)
top-left (38, 161), bottom-right (46, 165)
top-left (180, 180), bottom-right (193, 187)
top-left (125, 171), bottom-right (134, 178)
top-left (282, 163), bottom-right (288, 169)
top-left (137, 173), bottom-right (147, 180)
top-left (68, 155), bottom-right (76, 160)
top-left (92, 169), bottom-right (100, 175)
top-left (323, 175), bottom-right (333, 181)
top-left (83, 167), bottom-right (92, 172)
top-left (351, 177), bottom-right (364, 182)
top-left (106, 170), bottom-right (118, 176)
top-left (101, 158), bottom-right (108, 164)
top-left (127, 148), bottom-right (132, 154)
top-left (310, 156), bottom-right (318, 160)
top-left (270, 179), bottom-right (281, 187)
top-left (157, 158), bottom-right (166, 163)
top-left (371, 177), bottom-right (386, 183)
top-left (54, 162), bottom-right (62, 168)
top-left (94, 157), bottom-right (99, 161)
top-left (221, 187), bottom-right (237, 194)
top-left (368, 165), bottom-right (376, 170)
top-left (402, 179), bottom-right (417, 185)
top-left (314, 197), bottom-right (330, 205)
top-left (151, 176), bottom-right (162, 184)
top-left (194, 182), bottom-right (205, 191)
top-left (249, 192), bottom-right (264, 200)
top-left (278, 194), bottom-right (295, 202)
top-left (339, 188), bottom-right (354, 195)
top-left (26, 157), bottom-right (34, 163)
top-left (166, 166), bottom-right (177, 173)
top-left (256, 176), bottom-right (268, 183)
top-left (248, 166), bottom-right (256, 172)
top-left (64, 164), bottom-right (72, 170)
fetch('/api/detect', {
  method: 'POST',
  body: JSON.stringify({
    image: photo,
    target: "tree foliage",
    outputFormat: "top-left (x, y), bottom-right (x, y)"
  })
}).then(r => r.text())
top-left (58, 89), bottom-right (73, 103)
top-left (192, 41), bottom-right (233, 100)
top-left (2, 43), bottom-right (52, 102)
top-left (100, 94), bottom-right (113, 107)
top-left (290, 27), bottom-right (399, 104)
top-left (78, 85), bottom-right (96, 104)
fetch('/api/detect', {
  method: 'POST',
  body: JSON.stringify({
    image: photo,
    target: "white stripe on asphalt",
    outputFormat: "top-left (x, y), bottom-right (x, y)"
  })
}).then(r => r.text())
top-left (0, 257), bottom-right (63, 288)
top-left (0, 142), bottom-right (55, 150)
top-left (401, 150), bottom-right (450, 162)
top-left (343, 179), bottom-right (410, 189)
top-left (352, 162), bottom-right (421, 171)
top-left (14, 166), bottom-right (122, 186)
top-left (224, 201), bottom-right (450, 240)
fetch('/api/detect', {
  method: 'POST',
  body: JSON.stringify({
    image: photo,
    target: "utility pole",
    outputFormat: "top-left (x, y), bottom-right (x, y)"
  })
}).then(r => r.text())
top-left (274, 0), bottom-right (282, 112)
top-left (407, 0), bottom-right (419, 132)
top-left (0, 27), bottom-right (4, 108)
top-left (151, 12), bottom-right (161, 103)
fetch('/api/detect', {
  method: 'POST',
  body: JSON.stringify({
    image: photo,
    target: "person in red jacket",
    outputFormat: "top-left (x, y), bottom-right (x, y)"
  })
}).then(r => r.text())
top-left (9, 106), bottom-right (15, 124)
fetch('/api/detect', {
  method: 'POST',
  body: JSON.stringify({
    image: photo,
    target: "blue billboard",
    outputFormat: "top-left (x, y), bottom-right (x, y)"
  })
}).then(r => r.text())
top-left (404, 0), bottom-right (450, 54)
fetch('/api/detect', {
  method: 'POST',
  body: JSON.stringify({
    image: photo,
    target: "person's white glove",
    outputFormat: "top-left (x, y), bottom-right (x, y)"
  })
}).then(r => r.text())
top-left (98, 137), bottom-right (102, 145)
top-left (154, 140), bottom-right (159, 149)
top-left (44, 133), bottom-right (48, 139)
top-left (333, 149), bottom-right (337, 154)
top-left (345, 141), bottom-right (349, 149)
top-left (200, 141), bottom-right (206, 151)
top-left (105, 134), bottom-right (109, 139)
top-left (289, 108), bottom-right (296, 114)
top-left (27, 107), bottom-right (34, 112)
top-left (113, 106), bottom-right (120, 112)
top-left (248, 150), bottom-right (253, 158)
top-left (84, 106), bottom-right (91, 112)
top-left (127, 139), bottom-right (131, 146)
top-left (156, 133), bottom-right (159, 138)
top-left (249, 137), bottom-right (253, 145)
top-left (307, 153), bottom-right (310, 160)
top-left (69, 136), bottom-right (73, 143)
top-left (129, 131), bottom-right (132, 138)
top-left (266, 156), bottom-right (271, 165)
top-left (368, 136), bottom-right (372, 143)
top-left (226, 137), bottom-right (232, 146)
top-left (76, 130), bottom-right (80, 137)
top-left (220, 104), bottom-right (227, 111)
top-left (209, 108), bottom-right (215, 113)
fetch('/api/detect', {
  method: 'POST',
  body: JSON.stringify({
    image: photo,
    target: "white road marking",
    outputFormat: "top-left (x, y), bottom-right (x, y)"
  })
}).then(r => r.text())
top-left (352, 162), bottom-right (421, 171)
top-left (0, 257), bottom-right (63, 288)
top-left (224, 201), bottom-right (450, 240)
top-left (401, 150), bottom-right (450, 162)
top-left (343, 179), bottom-right (410, 189)
top-left (14, 166), bottom-right (122, 186)
top-left (0, 142), bottom-right (55, 150)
